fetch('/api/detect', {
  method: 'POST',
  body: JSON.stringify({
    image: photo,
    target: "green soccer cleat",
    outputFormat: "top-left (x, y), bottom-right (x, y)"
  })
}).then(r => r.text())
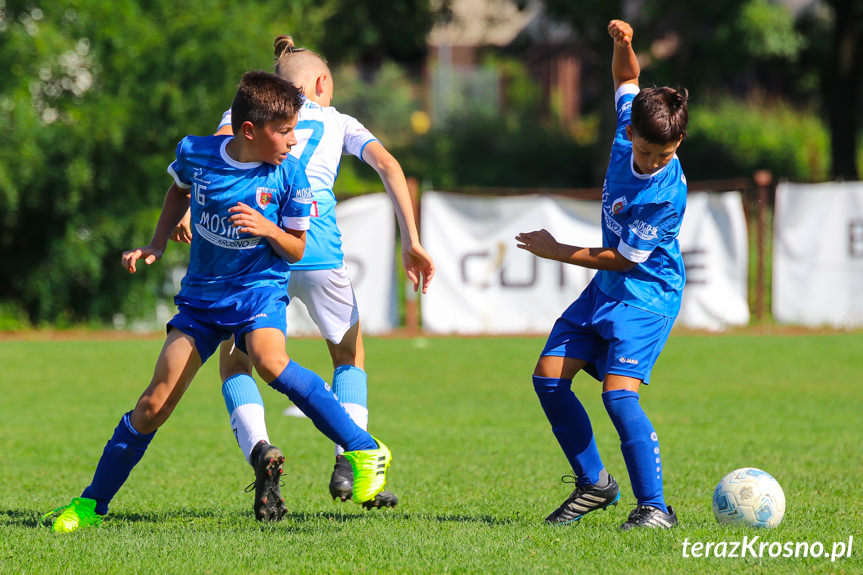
top-left (341, 438), bottom-right (391, 505)
top-left (42, 497), bottom-right (103, 533)
top-left (329, 454), bottom-right (398, 509)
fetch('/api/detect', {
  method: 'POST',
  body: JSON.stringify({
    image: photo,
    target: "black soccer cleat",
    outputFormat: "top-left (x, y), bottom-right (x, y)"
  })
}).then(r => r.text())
top-left (362, 489), bottom-right (398, 510)
top-left (329, 454), bottom-right (354, 502)
top-left (620, 504), bottom-right (678, 530)
top-left (545, 474), bottom-right (621, 525)
top-left (248, 440), bottom-right (287, 522)
top-left (330, 454), bottom-right (398, 508)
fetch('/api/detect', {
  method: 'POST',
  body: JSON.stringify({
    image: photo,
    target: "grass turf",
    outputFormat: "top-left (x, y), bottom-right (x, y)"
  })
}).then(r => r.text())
top-left (0, 332), bottom-right (861, 574)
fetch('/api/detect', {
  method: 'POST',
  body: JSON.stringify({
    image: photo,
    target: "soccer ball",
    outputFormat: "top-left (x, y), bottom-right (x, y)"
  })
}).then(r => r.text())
top-left (712, 467), bottom-right (786, 528)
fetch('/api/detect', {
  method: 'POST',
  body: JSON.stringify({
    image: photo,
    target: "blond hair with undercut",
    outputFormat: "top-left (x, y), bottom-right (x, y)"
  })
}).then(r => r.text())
top-left (272, 35), bottom-right (331, 96)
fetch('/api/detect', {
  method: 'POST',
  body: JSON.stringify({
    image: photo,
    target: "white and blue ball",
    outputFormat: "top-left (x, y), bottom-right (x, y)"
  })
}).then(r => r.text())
top-left (712, 467), bottom-right (786, 528)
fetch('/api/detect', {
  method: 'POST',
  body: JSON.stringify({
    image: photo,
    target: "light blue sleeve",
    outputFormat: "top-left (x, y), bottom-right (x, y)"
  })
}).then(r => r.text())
top-left (217, 109), bottom-right (232, 132)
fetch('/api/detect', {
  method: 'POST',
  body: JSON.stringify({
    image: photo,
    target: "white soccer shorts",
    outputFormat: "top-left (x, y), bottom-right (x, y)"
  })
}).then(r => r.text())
top-left (288, 266), bottom-right (360, 344)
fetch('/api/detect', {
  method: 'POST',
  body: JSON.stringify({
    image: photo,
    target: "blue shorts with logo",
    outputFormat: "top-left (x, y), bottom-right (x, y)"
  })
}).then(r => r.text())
top-left (168, 286), bottom-right (289, 363)
top-left (541, 280), bottom-right (675, 384)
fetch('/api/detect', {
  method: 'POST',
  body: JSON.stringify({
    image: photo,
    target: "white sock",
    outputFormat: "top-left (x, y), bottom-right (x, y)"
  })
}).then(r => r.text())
top-left (334, 402), bottom-right (369, 456)
top-left (230, 403), bottom-right (269, 464)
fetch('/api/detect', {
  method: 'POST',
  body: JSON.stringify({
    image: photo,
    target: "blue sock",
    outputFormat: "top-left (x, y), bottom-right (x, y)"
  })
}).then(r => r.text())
top-left (533, 376), bottom-right (604, 485)
top-left (332, 365), bottom-right (368, 408)
top-left (81, 411), bottom-right (156, 515)
top-left (222, 373), bottom-right (264, 413)
top-left (268, 361), bottom-right (376, 451)
top-left (602, 389), bottom-right (667, 512)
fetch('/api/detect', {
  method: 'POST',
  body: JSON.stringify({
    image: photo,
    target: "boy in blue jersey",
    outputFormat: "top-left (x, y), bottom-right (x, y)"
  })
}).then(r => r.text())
top-left (515, 19), bottom-right (688, 530)
top-left (43, 71), bottom-right (393, 533)
top-left (171, 36), bottom-right (432, 508)
top-left (214, 36), bottom-right (432, 508)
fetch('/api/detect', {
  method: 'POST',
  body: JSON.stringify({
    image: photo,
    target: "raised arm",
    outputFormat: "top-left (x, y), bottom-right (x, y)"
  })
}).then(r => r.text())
top-left (362, 140), bottom-right (435, 294)
top-left (608, 19), bottom-right (640, 91)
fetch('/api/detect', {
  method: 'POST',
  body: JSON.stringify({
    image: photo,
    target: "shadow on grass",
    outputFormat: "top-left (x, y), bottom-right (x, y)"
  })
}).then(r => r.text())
top-left (3, 507), bottom-right (271, 530)
top-left (86, 507), bottom-right (521, 528)
top-left (2, 509), bottom-right (42, 528)
top-left (7, 507), bottom-right (520, 530)
top-left (404, 512), bottom-right (518, 526)
top-left (291, 510), bottom-right (519, 526)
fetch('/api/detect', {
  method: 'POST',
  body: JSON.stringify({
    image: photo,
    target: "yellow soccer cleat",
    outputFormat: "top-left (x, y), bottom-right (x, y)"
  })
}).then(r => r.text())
top-left (342, 438), bottom-right (392, 505)
top-left (42, 497), bottom-right (103, 533)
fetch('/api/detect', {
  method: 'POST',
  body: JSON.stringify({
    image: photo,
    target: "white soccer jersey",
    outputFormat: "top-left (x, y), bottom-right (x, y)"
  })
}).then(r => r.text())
top-left (218, 99), bottom-right (377, 269)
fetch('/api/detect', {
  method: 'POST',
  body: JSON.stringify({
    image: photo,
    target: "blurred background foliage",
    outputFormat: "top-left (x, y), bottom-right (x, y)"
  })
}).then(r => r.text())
top-left (0, 0), bottom-right (859, 328)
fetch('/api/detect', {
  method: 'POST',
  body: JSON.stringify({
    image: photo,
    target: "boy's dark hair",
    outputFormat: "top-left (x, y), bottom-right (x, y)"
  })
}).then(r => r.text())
top-left (630, 87), bottom-right (689, 144)
top-left (230, 70), bottom-right (303, 134)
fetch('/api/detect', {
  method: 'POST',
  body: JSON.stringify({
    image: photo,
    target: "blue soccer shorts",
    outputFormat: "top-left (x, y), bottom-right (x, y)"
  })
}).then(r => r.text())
top-left (540, 280), bottom-right (675, 384)
top-left (168, 287), bottom-right (289, 363)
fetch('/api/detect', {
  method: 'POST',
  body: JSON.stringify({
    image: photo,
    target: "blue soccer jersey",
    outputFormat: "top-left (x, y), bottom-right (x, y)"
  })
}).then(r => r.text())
top-left (593, 84), bottom-right (687, 318)
top-left (167, 135), bottom-right (312, 302)
top-left (219, 99), bottom-right (377, 270)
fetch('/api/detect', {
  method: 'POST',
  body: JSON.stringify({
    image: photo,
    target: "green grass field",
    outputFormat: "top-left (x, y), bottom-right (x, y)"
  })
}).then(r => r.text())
top-left (1, 332), bottom-right (861, 574)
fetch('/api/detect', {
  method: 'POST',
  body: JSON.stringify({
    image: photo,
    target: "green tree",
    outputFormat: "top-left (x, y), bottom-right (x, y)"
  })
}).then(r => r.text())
top-left (0, 0), bottom-right (325, 325)
top-left (541, 0), bottom-right (858, 180)
top-left (317, 0), bottom-right (452, 67)
top-left (821, 0), bottom-right (861, 180)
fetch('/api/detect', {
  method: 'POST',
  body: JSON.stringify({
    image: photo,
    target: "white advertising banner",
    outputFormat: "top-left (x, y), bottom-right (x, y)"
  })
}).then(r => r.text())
top-left (286, 193), bottom-right (396, 336)
top-left (421, 190), bottom-right (749, 333)
top-left (773, 182), bottom-right (863, 327)
top-left (421, 192), bottom-right (599, 334)
top-left (677, 191), bottom-right (751, 330)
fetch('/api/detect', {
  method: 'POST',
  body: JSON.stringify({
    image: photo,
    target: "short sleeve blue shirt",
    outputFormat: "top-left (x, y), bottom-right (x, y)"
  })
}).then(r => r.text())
top-left (593, 85), bottom-right (687, 317)
top-left (167, 135), bottom-right (312, 302)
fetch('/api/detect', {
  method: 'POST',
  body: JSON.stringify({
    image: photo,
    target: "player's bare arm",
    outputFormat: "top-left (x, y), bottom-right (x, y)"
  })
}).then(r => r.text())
top-left (214, 124), bottom-right (233, 137)
top-left (228, 201), bottom-right (306, 263)
top-left (171, 208), bottom-right (192, 244)
top-left (515, 229), bottom-right (636, 272)
top-left (362, 140), bottom-right (436, 293)
top-left (123, 183), bottom-right (191, 273)
top-left (170, 185), bottom-right (193, 244)
top-left (402, 243), bottom-right (435, 294)
top-left (609, 19), bottom-right (639, 90)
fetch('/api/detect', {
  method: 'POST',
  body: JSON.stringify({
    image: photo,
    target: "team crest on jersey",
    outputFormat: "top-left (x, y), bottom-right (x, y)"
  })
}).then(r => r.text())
top-left (256, 187), bottom-right (275, 209)
top-left (612, 196), bottom-right (627, 215)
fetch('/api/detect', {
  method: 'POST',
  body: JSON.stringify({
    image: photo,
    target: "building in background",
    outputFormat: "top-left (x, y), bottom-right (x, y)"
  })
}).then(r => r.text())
top-left (426, 0), bottom-right (583, 127)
